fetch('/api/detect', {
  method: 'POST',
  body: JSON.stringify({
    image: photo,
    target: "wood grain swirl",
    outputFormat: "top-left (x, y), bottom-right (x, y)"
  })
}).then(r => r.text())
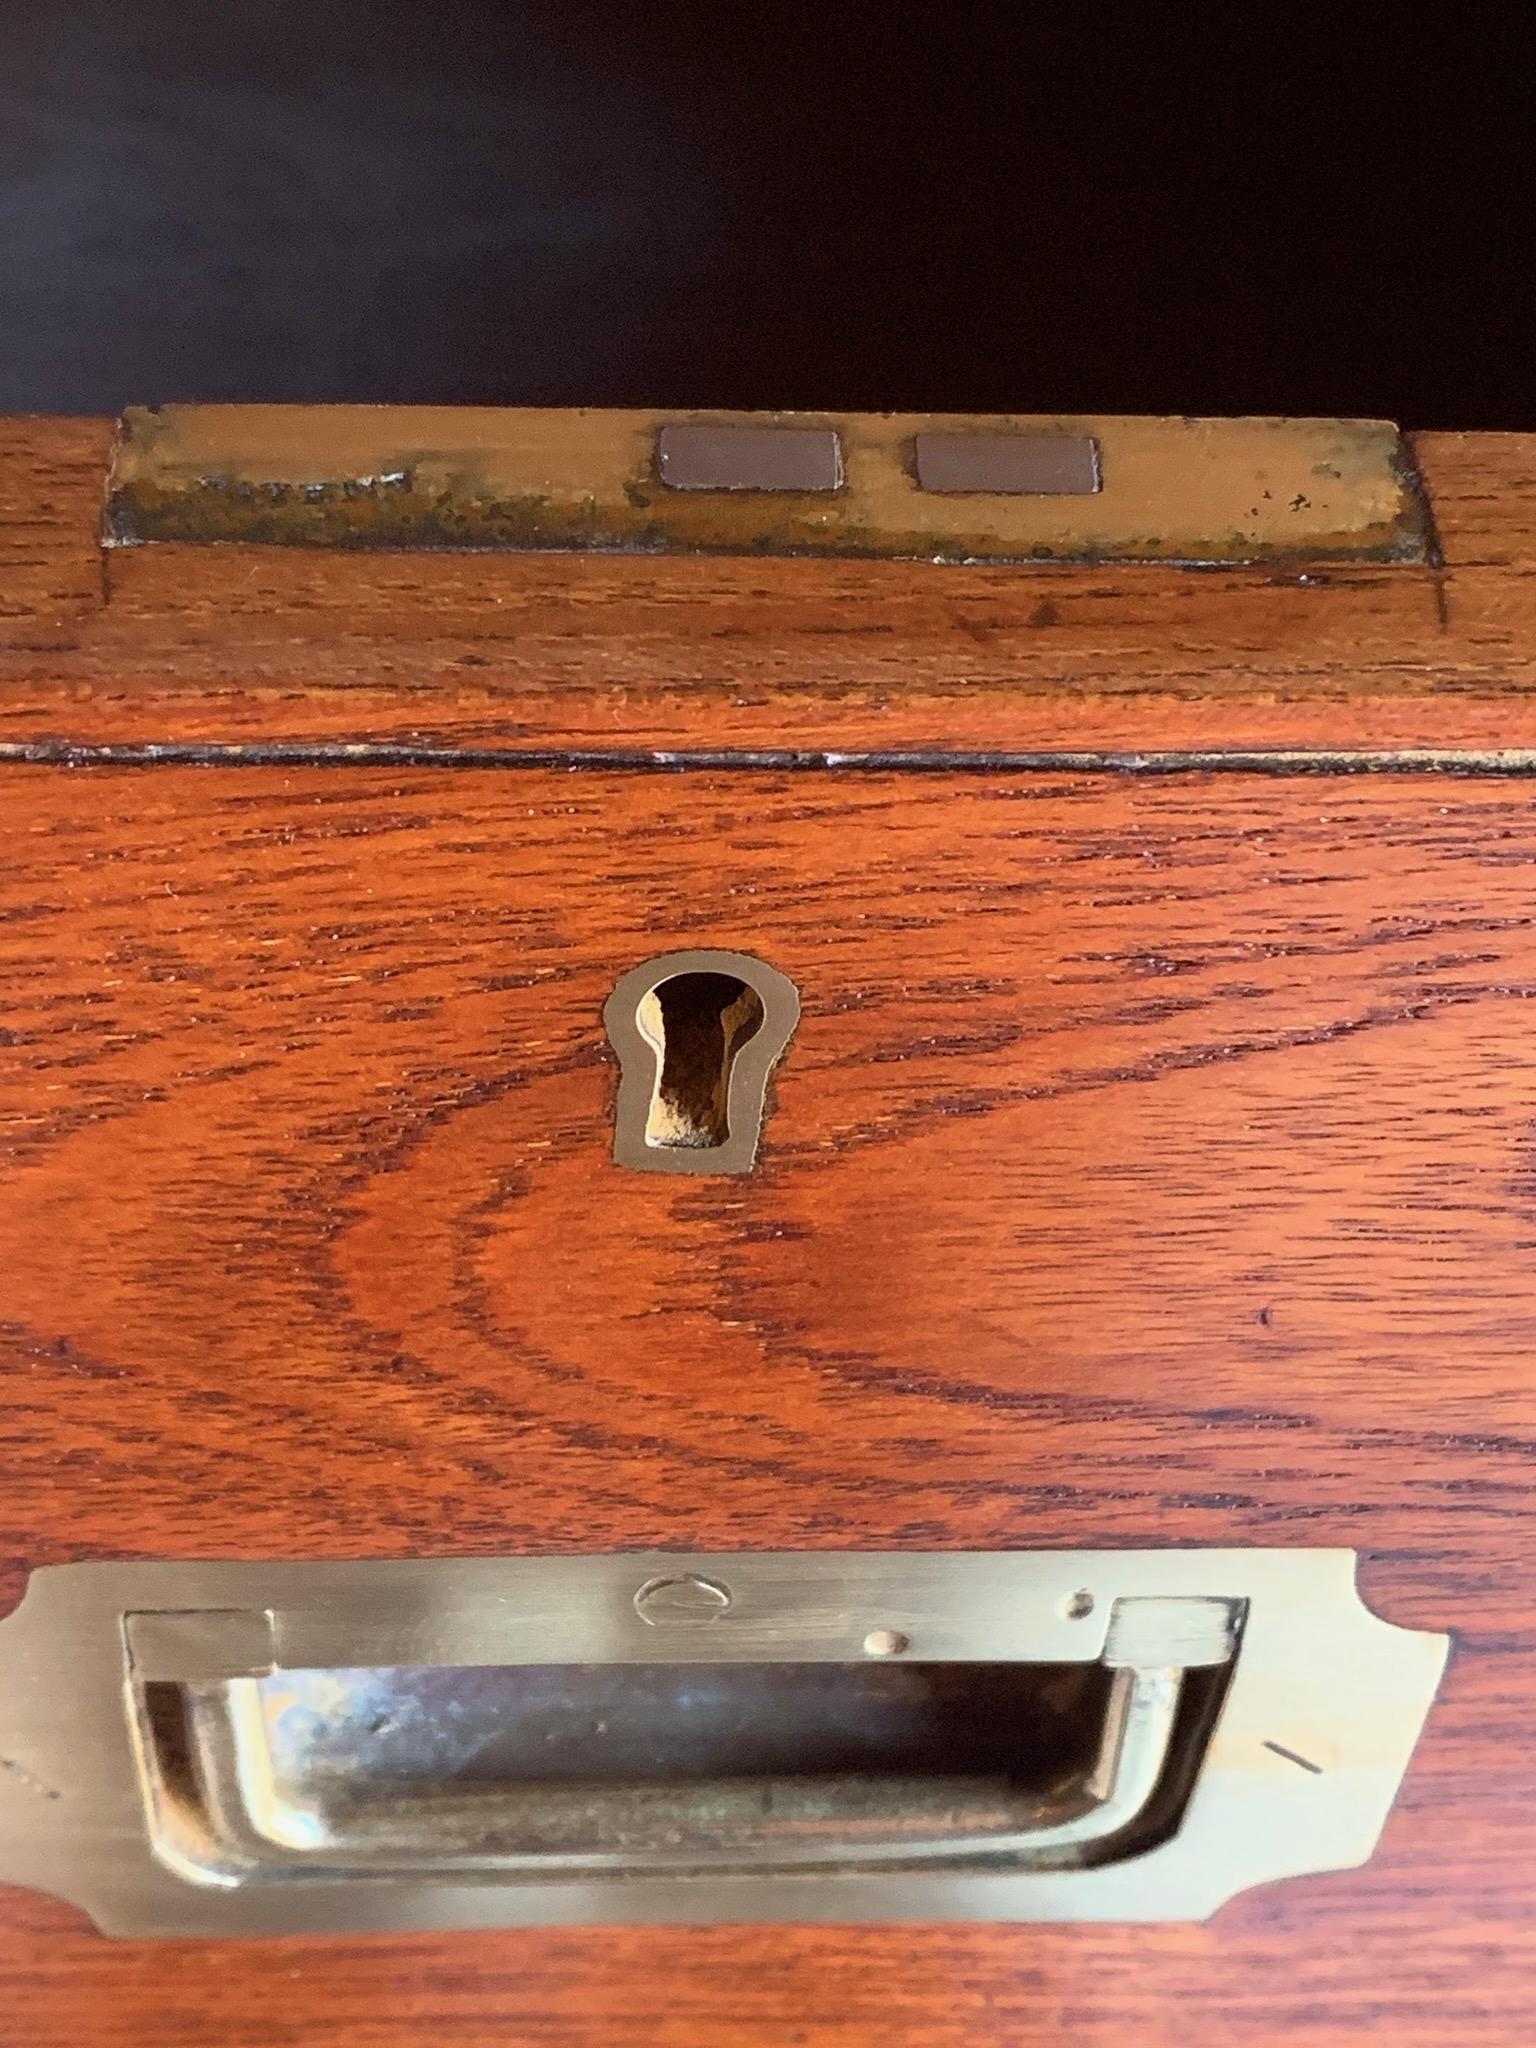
top-left (0, 763), bottom-right (1533, 2043)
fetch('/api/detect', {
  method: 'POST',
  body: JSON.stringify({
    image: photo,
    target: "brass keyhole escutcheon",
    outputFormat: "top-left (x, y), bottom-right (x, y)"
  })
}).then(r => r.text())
top-left (604, 950), bottom-right (800, 1175)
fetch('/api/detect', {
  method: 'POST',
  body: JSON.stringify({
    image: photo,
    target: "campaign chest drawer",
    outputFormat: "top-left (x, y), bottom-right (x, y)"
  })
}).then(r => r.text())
top-left (0, 409), bottom-right (1533, 2046)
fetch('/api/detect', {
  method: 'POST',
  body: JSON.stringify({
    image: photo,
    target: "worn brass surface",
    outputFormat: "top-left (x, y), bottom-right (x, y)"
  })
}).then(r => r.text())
top-left (0, 1551), bottom-right (1445, 1937)
top-left (140, 1660), bottom-right (1188, 1879)
top-left (104, 407), bottom-right (1430, 565)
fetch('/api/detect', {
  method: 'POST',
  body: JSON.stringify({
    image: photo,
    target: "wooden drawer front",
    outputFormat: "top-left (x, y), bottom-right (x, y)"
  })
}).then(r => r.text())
top-left (1, 760), bottom-right (1533, 2042)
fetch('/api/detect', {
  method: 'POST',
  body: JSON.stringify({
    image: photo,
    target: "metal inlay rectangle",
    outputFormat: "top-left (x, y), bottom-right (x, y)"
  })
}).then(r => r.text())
top-left (914, 431), bottom-right (1101, 495)
top-left (657, 423), bottom-right (843, 493)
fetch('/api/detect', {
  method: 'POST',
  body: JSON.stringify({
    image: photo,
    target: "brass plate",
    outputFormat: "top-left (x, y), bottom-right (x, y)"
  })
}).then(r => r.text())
top-left (104, 406), bottom-right (1430, 565)
top-left (0, 1550), bottom-right (1446, 1937)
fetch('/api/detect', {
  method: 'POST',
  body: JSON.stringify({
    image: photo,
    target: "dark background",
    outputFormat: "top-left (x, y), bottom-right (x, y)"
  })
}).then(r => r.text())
top-left (2, 3), bottom-right (1529, 425)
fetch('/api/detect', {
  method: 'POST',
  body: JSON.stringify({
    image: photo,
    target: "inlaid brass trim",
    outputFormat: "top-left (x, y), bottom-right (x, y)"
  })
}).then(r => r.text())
top-left (103, 406), bottom-right (1431, 565)
top-left (0, 1550), bottom-right (1445, 1937)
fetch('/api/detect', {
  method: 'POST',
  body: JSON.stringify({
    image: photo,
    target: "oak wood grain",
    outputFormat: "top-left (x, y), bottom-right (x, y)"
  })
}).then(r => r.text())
top-left (1, 763), bottom-right (1534, 2043)
top-left (4, 414), bottom-right (1536, 2042)
top-left (0, 415), bottom-right (109, 632)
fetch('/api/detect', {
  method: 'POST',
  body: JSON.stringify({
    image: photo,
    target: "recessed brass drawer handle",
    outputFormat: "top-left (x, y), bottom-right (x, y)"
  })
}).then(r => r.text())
top-left (0, 1551), bottom-right (1445, 1937)
top-left (141, 1657), bottom-right (1184, 1882)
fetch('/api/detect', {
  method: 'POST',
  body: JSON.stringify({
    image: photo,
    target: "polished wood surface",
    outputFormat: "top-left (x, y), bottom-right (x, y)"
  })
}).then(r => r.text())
top-left (2, 417), bottom-right (1535, 2043)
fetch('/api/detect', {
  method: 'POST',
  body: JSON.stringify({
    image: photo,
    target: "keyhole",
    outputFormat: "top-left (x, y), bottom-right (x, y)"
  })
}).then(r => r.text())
top-left (605, 950), bottom-right (800, 1175)
top-left (638, 973), bottom-right (765, 1149)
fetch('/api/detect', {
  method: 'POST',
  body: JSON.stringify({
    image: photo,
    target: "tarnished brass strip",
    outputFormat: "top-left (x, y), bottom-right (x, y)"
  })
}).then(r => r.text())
top-left (104, 406), bottom-right (1431, 565)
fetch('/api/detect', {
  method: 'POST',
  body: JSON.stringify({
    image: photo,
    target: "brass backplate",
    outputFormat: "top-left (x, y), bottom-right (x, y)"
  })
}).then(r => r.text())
top-left (0, 1550), bottom-right (1446, 1937)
